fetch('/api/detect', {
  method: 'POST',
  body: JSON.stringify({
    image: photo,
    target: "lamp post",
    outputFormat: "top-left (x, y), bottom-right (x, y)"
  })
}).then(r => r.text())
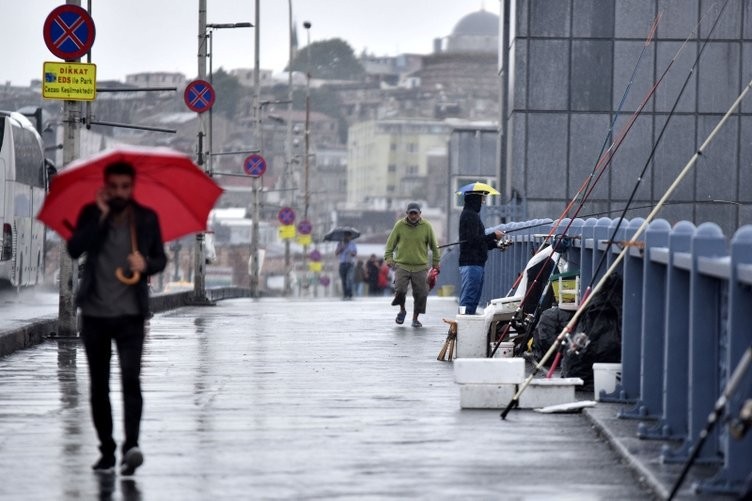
top-left (194, 4), bottom-right (252, 304)
top-left (303, 21), bottom-right (312, 223)
top-left (284, 0), bottom-right (294, 297)
top-left (250, 0), bottom-right (262, 299)
top-left (206, 22), bottom-right (253, 177)
top-left (302, 21), bottom-right (312, 293)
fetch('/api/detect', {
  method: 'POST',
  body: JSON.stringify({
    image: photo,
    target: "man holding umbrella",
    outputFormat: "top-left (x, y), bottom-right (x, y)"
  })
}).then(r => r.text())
top-left (67, 161), bottom-right (167, 476)
top-left (384, 202), bottom-right (440, 328)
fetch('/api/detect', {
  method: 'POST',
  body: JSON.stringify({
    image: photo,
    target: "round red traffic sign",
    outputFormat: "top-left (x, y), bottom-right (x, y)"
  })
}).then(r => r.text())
top-left (183, 79), bottom-right (215, 113)
top-left (277, 207), bottom-right (296, 225)
top-left (297, 219), bottom-right (312, 235)
top-left (243, 154), bottom-right (267, 177)
top-left (43, 5), bottom-right (96, 60)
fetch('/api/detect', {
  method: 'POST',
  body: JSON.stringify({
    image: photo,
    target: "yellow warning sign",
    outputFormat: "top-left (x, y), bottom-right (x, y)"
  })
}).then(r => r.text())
top-left (278, 224), bottom-right (296, 240)
top-left (42, 61), bottom-right (97, 101)
top-left (296, 234), bottom-right (312, 246)
top-left (308, 261), bottom-right (323, 273)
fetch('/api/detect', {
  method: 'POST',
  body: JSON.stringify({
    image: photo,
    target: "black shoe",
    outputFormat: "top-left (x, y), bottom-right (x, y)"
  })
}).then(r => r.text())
top-left (120, 447), bottom-right (144, 476)
top-left (92, 455), bottom-right (116, 473)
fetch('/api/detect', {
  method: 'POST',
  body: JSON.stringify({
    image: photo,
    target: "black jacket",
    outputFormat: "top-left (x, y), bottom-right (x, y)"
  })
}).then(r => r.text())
top-left (67, 201), bottom-right (167, 316)
top-left (458, 194), bottom-right (498, 267)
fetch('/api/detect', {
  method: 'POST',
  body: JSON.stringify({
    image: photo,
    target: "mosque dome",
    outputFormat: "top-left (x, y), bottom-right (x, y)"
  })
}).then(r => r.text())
top-left (451, 10), bottom-right (500, 38)
top-left (444, 10), bottom-right (499, 54)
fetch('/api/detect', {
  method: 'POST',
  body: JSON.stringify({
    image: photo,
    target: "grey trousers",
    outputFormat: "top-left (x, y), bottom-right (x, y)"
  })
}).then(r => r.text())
top-left (390, 267), bottom-right (429, 315)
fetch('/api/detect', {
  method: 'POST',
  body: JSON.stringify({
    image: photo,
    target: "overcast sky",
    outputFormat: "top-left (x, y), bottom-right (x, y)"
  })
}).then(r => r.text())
top-left (4, 1), bottom-right (499, 86)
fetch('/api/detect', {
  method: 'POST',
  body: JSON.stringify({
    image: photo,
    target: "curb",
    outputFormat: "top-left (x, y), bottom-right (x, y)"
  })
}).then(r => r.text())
top-left (583, 407), bottom-right (669, 500)
top-left (0, 287), bottom-right (251, 359)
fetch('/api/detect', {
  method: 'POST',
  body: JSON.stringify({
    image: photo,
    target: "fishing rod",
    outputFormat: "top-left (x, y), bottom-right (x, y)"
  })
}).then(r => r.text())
top-left (437, 200), bottom-right (742, 249)
top-left (470, 12), bottom-right (664, 332)
top-left (586, 0), bottom-right (732, 291)
top-left (541, 0), bottom-right (733, 377)
top-left (521, 12), bottom-right (662, 257)
top-left (501, 76), bottom-right (752, 420)
top-left (667, 345), bottom-right (752, 500)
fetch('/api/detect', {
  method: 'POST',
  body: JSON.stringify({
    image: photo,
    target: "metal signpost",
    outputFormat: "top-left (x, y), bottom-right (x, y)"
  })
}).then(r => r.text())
top-left (43, 1), bottom-right (95, 337)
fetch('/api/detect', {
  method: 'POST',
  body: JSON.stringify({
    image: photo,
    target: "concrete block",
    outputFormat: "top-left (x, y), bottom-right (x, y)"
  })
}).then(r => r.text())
top-left (518, 377), bottom-right (583, 409)
top-left (459, 384), bottom-right (517, 409)
top-left (455, 314), bottom-right (489, 358)
top-left (453, 358), bottom-right (525, 384)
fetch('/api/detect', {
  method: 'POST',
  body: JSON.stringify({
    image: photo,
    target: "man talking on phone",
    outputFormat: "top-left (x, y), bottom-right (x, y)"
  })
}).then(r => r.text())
top-left (67, 161), bottom-right (167, 476)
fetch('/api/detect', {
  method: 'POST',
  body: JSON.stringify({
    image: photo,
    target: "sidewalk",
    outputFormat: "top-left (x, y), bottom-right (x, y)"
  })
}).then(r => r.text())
top-left (0, 295), bottom-right (718, 500)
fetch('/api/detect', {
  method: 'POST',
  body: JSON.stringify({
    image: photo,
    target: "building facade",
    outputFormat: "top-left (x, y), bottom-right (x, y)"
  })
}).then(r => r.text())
top-left (500, 0), bottom-right (752, 234)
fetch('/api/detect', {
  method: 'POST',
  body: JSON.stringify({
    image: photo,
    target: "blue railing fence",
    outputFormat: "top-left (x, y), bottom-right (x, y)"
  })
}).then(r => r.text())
top-left (438, 218), bottom-right (752, 496)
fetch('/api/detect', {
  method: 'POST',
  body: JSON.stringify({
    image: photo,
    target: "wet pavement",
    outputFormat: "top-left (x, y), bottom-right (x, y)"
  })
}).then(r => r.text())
top-left (0, 295), bottom-right (684, 500)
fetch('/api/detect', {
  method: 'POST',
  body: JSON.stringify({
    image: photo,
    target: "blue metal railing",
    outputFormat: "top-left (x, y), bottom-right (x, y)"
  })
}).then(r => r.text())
top-left (438, 218), bottom-right (752, 496)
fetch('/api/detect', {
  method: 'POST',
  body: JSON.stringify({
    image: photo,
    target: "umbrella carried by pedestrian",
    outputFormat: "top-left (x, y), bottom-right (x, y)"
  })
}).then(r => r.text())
top-left (323, 226), bottom-right (361, 242)
top-left (37, 146), bottom-right (223, 243)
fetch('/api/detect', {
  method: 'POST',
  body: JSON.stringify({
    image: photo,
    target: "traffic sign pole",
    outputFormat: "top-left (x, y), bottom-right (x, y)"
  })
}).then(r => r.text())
top-left (47, 0), bottom-right (94, 337)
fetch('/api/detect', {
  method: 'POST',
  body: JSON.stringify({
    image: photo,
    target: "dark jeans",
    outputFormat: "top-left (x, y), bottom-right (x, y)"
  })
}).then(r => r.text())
top-left (81, 315), bottom-right (146, 456)
top-left (339, 262), bottom-right (354, 298)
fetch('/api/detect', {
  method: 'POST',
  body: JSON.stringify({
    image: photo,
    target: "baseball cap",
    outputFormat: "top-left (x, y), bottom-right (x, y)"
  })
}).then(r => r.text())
top-left (406, 202), bottom-right (421, 213)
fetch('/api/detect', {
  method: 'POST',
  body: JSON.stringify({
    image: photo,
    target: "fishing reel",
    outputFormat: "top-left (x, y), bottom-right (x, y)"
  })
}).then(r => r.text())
top-left (497, 238), bottom-right (513, 251)
top-left (729, 399), bottom-right (752, 440)
top-left (511, 310), bottom-right (535, 334)
top-left (564, 331), bottom-right (591, 355)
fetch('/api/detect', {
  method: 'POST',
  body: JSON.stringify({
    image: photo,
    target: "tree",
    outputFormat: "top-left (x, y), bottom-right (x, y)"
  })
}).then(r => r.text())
top-left (288, 38), bottom-right (365, 81)
top-left (210, 68), bottom-right (243, 118)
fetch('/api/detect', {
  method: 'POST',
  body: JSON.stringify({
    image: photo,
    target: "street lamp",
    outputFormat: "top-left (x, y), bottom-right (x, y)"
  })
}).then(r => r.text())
top-left (194, 2), bottom-right (252, 304)
top-left (303, 21), bottom-right (312, 222)
top-left (206, 22), bottom-right (253, 176)
top-left (284, 0), bottom-right (294, 297)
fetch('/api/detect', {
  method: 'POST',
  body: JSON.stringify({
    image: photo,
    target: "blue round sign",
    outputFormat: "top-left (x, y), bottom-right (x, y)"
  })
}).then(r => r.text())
top-left (309, 249), bottom-right (322, 262)
top-left (243, 154), bottom-right (267, 177)
top-left (44, 5), bottom-right (96, 60)
top-left (297, 219), bottom-right (312, 235)
top-left (277, 207), bottom-right (295, 225)
top-left (184, 79), bottom-right (215, 113)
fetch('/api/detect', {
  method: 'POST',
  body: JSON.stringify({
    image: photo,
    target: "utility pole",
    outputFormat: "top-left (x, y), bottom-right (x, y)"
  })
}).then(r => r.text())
top-left (283, 0), bottom-right (294, 297)
top-left (57, 0), bottom-right (82, 337)
top-left (191, 0), bottom-right (211, 304)
top-left (302, 21), bottom-right (312, 292)
top-left (250, 0), bottom-right (262, 298)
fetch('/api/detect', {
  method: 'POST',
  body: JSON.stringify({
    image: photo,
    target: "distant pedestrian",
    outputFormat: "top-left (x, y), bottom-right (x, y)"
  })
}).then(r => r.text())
top-left (335, 231), bottom-right (357, 299)
top-left (366, 254), bottom-right (380, 296)
top-left (354, 260), bottom-right (367, 296)
top-left (67, 161), bottom-right (167, 476)
top-left (458, 191), bottom-right (505, 314)
top-left (378, 259), bottom-right (390, 295)
top-left (384, 202), bottom-right (440, 328)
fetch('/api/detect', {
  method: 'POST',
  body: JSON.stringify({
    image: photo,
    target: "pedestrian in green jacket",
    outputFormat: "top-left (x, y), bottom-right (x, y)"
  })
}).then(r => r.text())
top-left (384, 202), bottom-right (440, 328)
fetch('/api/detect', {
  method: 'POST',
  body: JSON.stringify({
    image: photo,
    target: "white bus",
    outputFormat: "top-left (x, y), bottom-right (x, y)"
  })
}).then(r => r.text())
top-left (0, 111), bottom-right (47, 287)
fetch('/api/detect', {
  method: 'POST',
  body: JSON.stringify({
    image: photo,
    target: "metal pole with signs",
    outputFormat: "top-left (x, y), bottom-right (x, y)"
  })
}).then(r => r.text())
top-left (43, 1), bottom-right (95, 337)
top-left (188, 0), bottom-right (214, 305)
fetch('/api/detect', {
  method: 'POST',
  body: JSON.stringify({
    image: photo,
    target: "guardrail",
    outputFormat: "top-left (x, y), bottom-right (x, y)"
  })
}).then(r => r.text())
top-left (439, 218), bottom-right (752, 496)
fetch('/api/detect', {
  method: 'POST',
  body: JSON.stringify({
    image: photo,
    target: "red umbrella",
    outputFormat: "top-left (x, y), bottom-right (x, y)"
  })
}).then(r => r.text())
top-left (37, 146), bottom-right (223, 242)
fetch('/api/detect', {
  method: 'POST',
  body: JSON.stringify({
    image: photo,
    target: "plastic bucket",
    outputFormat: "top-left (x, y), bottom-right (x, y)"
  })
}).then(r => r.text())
top-left (593, 363), bottom-right (621, 400)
